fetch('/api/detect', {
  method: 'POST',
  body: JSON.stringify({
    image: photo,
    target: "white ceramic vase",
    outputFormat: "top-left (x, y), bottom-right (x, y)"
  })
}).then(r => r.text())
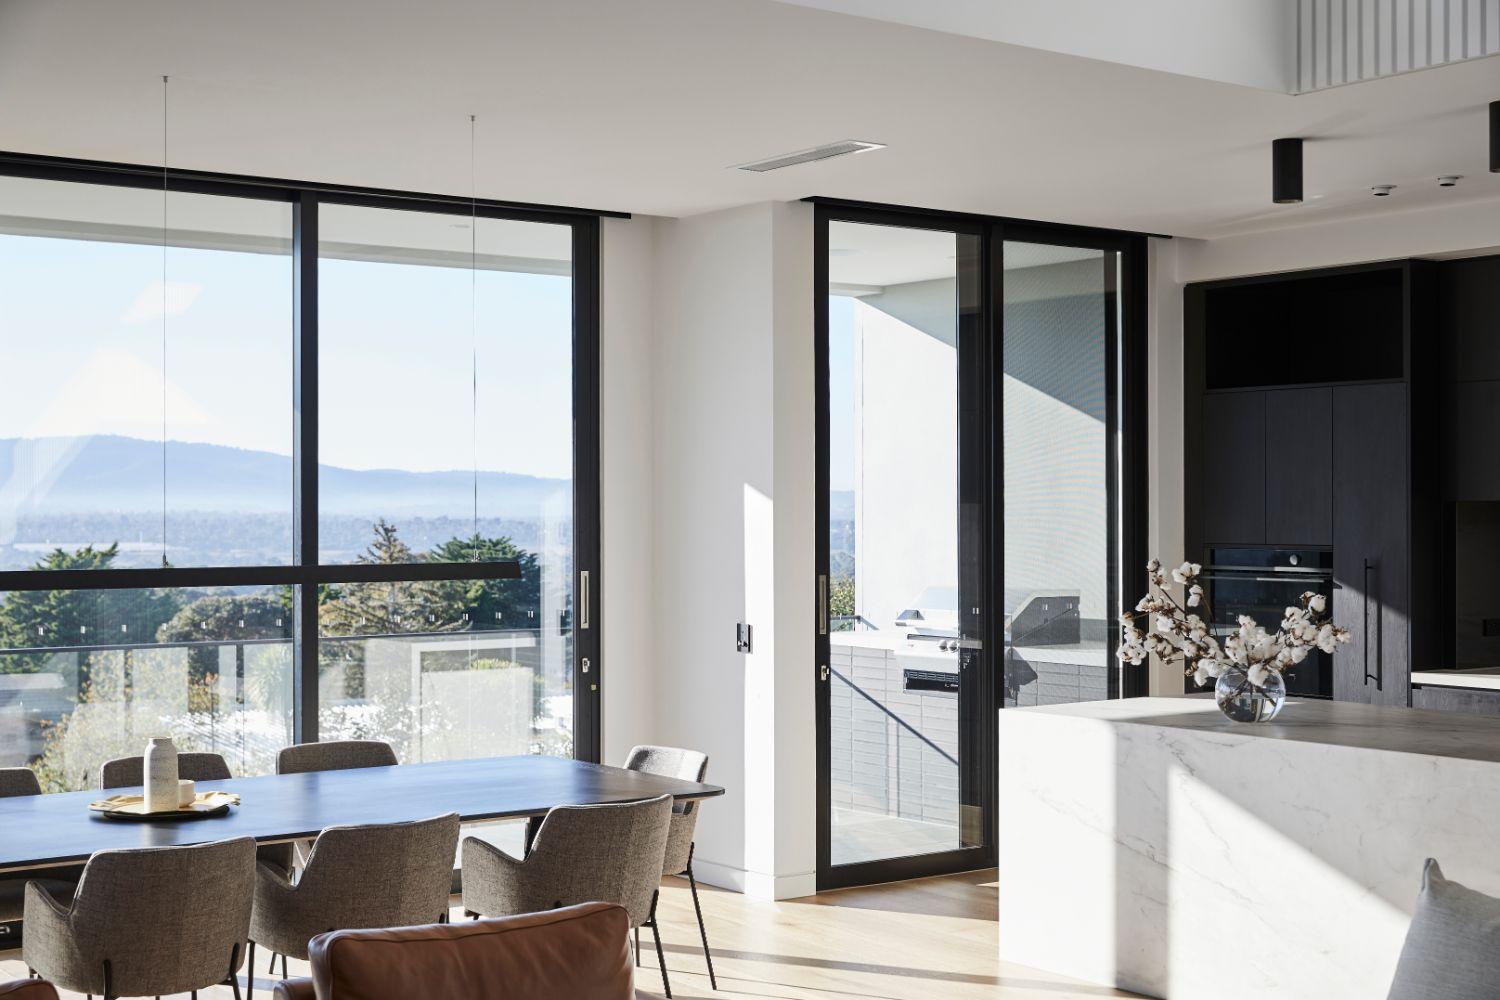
top-left (144, 736), bottom-right (180, 813)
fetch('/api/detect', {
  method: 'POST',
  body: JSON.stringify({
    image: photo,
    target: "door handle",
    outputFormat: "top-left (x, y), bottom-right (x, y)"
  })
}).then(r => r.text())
top-left (819, 664), bottom-right (829, 682)
top-left (818, 575), bottom-right (828, 636)
top-left (579, 570), bottom-right (590, 631)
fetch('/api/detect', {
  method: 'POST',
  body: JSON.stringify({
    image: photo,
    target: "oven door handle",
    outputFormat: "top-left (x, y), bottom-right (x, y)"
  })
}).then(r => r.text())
top-left (1198, 571), bottom-right (1334, 585)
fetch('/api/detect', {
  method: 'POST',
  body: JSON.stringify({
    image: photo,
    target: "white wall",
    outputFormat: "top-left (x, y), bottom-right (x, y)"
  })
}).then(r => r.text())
top-left (647, 201), bottom-right (817, 900)
top-left (600, 215), bottom-right (659, 766)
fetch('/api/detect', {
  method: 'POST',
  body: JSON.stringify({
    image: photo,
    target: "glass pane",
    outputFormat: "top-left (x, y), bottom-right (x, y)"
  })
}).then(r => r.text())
top-left (1001, 241), bottom-right (1116, 706)
top-left (316, 572), bottom-right (572, 763)
top-left (826, 220), bottom-right (976, 867)
top-left (318, 204), bottom-right (574, 570)
top-left (0, 176), bottom-right (295, 570)
top-left (0, 584), bottom-right (294, 790)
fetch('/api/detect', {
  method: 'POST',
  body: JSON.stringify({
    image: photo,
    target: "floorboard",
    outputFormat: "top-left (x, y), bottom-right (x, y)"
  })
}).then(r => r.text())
top-left (1, 868), bottom-right (1141, 999)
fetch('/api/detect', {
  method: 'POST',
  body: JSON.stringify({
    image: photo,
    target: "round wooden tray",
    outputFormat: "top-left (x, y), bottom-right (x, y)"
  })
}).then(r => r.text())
top-left (99, 801), bottom-right (232, 822)
top-left (89, 790), bottom-right (239, 822)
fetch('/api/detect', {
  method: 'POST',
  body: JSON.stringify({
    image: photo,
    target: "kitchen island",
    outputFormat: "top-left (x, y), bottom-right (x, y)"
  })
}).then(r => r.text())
top-left (997, 697), bottom-right (1500, 1000)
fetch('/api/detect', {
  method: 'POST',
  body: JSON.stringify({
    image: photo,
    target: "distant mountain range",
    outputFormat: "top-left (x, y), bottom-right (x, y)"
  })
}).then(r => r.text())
top-left (0, 435), bottom-right (569, 517)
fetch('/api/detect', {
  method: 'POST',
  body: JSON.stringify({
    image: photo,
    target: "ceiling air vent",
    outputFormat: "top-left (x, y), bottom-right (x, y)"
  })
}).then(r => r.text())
top-left (734, 140), bottom-right (885, 172)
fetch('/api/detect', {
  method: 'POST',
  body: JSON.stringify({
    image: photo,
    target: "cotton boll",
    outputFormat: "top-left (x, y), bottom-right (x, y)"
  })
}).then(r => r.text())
top-left (1248, 663), bottom-right (1271, 687)
top-left (1193, 662), bottom-right (1211, 686)
top-left (1308, 594), bottom-right (1327, 614)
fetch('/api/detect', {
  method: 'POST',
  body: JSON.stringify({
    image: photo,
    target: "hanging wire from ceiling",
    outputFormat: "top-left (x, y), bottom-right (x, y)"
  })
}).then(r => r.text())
top-left (160, 74), bottom-right (170, 568)
top-left (470, 113), bottom-right (479, 563)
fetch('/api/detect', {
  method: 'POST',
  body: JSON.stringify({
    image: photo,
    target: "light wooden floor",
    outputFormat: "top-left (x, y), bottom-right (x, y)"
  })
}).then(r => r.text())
top-left (1, 869), bottom-right (1140, 999)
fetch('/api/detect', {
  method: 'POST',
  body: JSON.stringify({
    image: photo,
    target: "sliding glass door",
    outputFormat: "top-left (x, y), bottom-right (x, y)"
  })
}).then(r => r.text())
top-left (1001, 235), bottom-right (1130, 707)
top-left (815, 209), bottom-right (992, 887)
top-left (815, 205), bottom-right (1145, 889)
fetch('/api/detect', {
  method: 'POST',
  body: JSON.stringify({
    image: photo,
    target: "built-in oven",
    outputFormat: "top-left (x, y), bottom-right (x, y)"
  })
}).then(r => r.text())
top-left (1199, 548), bottom-right (1335, 698)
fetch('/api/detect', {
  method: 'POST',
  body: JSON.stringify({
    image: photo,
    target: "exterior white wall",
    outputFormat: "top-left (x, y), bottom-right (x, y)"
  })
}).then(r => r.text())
top-left (849, 296), bottom-right (958, 632)
top-left (599, 215), bottom-right (659, 766)
top-left (648, 201), bottom-right (817, 899)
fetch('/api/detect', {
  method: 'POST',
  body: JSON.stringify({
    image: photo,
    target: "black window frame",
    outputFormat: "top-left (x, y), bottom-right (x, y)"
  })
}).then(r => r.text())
top-left (0, 149), bottom-right (618, 762)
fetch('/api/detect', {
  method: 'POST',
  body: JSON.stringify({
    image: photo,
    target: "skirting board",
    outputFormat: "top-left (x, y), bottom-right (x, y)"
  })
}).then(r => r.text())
top-left (692, 857), bottom-right (817, 900)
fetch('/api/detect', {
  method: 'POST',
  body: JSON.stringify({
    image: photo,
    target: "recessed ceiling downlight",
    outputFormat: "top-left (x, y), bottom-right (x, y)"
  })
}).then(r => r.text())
top-left (734, 140), bottom-right (885, 172)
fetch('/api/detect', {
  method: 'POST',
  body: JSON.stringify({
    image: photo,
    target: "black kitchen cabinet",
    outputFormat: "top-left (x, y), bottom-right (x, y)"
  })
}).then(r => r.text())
top-left (1265, 387), bottom-right (1332, 547)
top-left (1332, 383), bottom-right (1410, 706)
top-left (1201, 392), bottom-right (1265, 545)
top-left (1186, 259), bottom-right (1438, 702)
top-left (1411, 684), bottom-right (1500, 716)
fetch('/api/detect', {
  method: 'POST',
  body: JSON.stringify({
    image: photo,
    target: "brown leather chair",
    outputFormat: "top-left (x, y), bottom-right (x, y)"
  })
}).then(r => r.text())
top-left (0, 979), bottom-right (59, 999)
top-left (272, 902), bottom-right (634, 1000)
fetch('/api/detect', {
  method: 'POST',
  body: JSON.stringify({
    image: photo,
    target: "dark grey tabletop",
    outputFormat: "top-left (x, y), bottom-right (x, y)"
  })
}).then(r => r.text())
top-left (0, 755), bottom-right (724, 872)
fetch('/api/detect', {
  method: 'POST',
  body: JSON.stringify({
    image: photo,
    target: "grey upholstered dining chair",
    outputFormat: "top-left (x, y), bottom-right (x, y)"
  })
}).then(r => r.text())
top-left (625, 745), bottom-right (717, 990)
top-left (275, 739), bottom-right (397, 775)
top-left (0, 769), bottom-right (81, 929)
top-left (23, 837), bottom-right (256, 1000)
top-left (461, 795), bottom-right (675, 997)
top-left (248, 812), bottom-right (460, 997)
top-left (98, 750), bottom-right (233, 790)
top-left (256, 739), bottom-right (403, 979)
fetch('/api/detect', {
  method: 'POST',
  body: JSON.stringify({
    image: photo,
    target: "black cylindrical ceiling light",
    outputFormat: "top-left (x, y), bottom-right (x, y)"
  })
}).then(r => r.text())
top-left (1272, 137), bottom-right (1304, 204)
top-left (1490, 101), bottom-right (1499, 173)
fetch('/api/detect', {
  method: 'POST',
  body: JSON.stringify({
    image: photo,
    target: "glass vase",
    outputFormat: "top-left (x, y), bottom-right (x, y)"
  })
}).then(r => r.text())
top-left (1214, 665), bottom-right (1286, 723)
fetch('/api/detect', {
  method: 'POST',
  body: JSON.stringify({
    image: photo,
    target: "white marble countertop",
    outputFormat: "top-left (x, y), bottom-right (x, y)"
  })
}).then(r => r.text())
top-left (1411, 667), bottom-right (1500, 691)
top-left (1014, 696), bottom-right (1500, 764)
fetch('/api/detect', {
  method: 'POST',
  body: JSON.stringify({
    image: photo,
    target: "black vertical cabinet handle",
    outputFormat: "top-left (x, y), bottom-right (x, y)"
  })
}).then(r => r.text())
top-left (1362, 558), bottom-right (1381, 690)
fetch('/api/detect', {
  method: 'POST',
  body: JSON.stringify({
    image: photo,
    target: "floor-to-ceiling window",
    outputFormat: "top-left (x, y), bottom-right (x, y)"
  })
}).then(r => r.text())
top-left (815, 203), bottom-right (1147, 889)
top-left (0, 158), bottom-right (602, 791)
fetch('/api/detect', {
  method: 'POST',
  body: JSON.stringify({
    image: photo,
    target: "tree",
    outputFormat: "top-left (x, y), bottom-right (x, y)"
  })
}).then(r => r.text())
top-left (426, 533), bottom-right (543, 635)
top-left (0, 544), bottom-right (181, 677)
top-left (829, 576), bottom-right (856, 624)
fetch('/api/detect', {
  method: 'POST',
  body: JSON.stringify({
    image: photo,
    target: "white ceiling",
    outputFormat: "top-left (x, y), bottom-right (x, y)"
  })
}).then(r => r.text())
top-left (0, 0), bottom-right (1496, 239)
top-left (771, 0), bottom-right (1298, 92)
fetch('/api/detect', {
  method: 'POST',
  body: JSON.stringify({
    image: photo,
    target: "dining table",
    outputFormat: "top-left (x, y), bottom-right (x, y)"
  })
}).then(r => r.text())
top-left (0, 754), bottom-right (725, 874)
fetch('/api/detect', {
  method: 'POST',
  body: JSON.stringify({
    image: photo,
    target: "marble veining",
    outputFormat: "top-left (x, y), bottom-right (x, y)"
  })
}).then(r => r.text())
top-left (1023, 695), bottom-right (1500, 763)
top-left (998, 698), bottom-right (1500, 1000)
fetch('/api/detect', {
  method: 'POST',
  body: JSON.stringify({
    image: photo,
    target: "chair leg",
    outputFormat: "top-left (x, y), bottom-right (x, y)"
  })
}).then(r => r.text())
top-left (648, 890), bottom-right (672, 999)
top-left (687, 848), bottom-right (718, 990)
top-left (634, 925), bottom-right (641, 965)
top-left (281, 953), bottom-right (289, 979)
top-left (225, 940), bottom-right (244, 1000)
top-left (246, 939), bottom-right (256, 1000)
top-left (101, 958), bottom-right (114, 1000)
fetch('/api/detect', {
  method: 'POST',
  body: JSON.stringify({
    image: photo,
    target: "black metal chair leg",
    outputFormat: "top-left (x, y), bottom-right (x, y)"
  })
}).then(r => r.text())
top-left (224, 939), bottom-right (244, 1000)
top-left (647, 890), bottom-right (671, 999)
top-left (687, 849), bottom-right (718, 990)
top-left (281, 953), bottom-right (289, 978)
top-left (101, 958), bottom-right (114, 1000)
top-left (268, 951), bottom-right (278, 975)
top-left (634, 925), bottom-right (641, 965)
top-left (648, 918), bottom-right (671, 999)
top-left (246, 938), bottom-right (256, 1000)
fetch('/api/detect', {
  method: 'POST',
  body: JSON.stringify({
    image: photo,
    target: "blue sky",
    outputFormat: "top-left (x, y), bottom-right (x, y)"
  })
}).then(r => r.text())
top-left (0, 232), bottom-right (574, 480)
